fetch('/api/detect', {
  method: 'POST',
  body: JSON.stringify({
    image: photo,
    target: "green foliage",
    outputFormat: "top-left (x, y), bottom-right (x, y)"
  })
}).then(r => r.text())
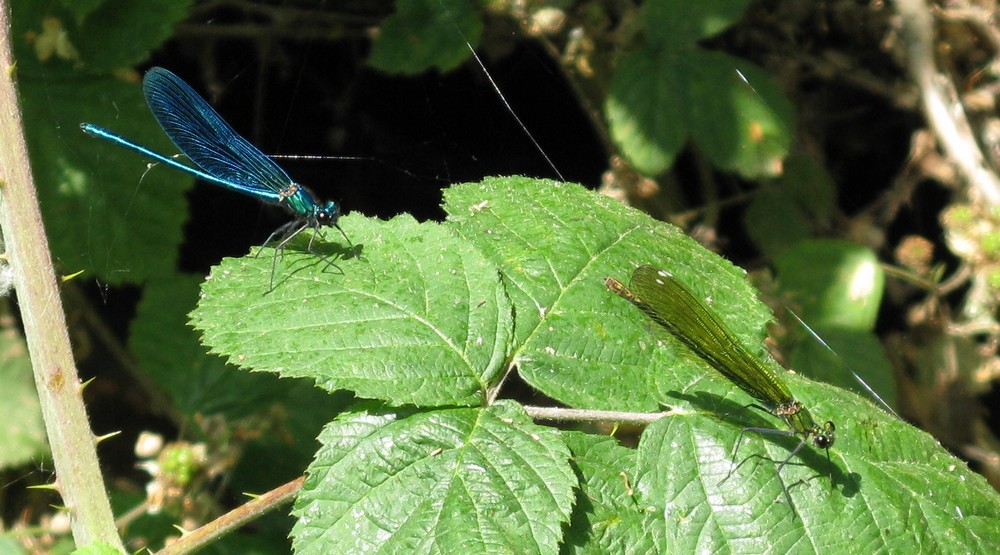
top-left (368, 0), bottom-right (791, 179)
top-left (561, 432), bottom-right (656, 553)
top-left (14, 0), bottom-right (193, 285)
top-left (776, 240), bottom-right (885, 332)
top-left (606, 2), bottom-right (793, 177)
top-left (10, 0), bottom-right (192, 75)
top-left (192, 215), bottom-right (513, 406)
top-left (0, 309), bottom-right (47, 469)
top-left (791, 327), bottom-right (897, 410)
top-left (12, 0), bottom-right (998, 551)
top-left (443, 179), bottom-right (771, 411)
top-left (229, 382), bottom-right (357, 489)
top-left (605, 48), bottom-right (688, 177)
top-left (67, 542), bottom-right (121, 555)
top-left (0, 534), bottom-right (27, 554)
top-left (131, 274), bottom-right (298, 419)
top-left (776, 240), bottom-right (896, 408)
top-left (644, 0), bottom-right (752, 50)
top-left (369, 0), bottom-right (483, 74)
top-left (292, 402), bottom-right (575, 554)
top-left (23, 74), bottom-right (189, 285)
top-left (187, 178), bottom-right (1000, 552)
top-left (745, 155), bottom-right (838, 258)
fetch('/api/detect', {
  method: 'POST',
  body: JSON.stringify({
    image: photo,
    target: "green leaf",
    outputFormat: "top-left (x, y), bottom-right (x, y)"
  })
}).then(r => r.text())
top-left (684, 51), bottom-right (794, 177)
top-left (59, 0), bottom-right (105, 23)
top-left (0, 534), bottom-right (27, 554)
top-left (645, 0), bottom-right (752, 50)
top-left (291, 401), bottom-right (574, 555)
top-left (180, 177), bottom-right (1000, 549)
top-left (775, 239), bottom-right (884, 331)
top-left (562, 432), bottom-right (655, 554)
top-left (68, 542), bottom-right (121, 555)
top-left (780, 154), bottom-right (839, 223)
top-left (0, 310), bottom-right (47, 469)
top-left (630, 379), bottom-right (999, 551)
top-left (745, 187), bottom-right (814, 256)
top-left (229, 381), bottom-right (355, 494)
top-left (745, 155), bottom-right (838, 257)
top-left (75, 0), bottom-right (193, 71)
top-left (443, 178), bottom-right (999, 544)
top-left (11, 0), bottom-right (192, 74)
top-left (606, 49), bottom-right (688, 175)
top-left (13, 0), bottom-right (194, 284)
top-left (23, 74), bottom-right (190, 285)
top-left (607, 49), bottom-right (793, 177)
top-left (190, 214), bottom-right (513, 406)
top-left (790, 327), bottom-right (897, 410)
top-left (771, 241), bottom-right (894, 406)
top-left (369, 0), bottom-right (482, 75)
top-left (445, 178), bottom-right (772, 412)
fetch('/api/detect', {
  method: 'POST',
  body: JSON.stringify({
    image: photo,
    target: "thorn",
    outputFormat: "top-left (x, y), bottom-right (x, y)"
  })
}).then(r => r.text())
top-left (95, 430), bottom-right (121, 445)
top-left (172, 523), bottom-right (190, 536)
top-left (61, 269), bottom-right (85, 282)
top-left (28, 482), bottom-right (59, 491)
top-left (79, 376), bottom-right (96, 392)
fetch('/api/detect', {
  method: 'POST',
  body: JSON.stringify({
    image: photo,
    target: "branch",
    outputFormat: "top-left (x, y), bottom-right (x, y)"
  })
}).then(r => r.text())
top-left (155, 477), bottom-right (304, 555)
top-left (896, 0), bottom-right (1000, 206)
top-left (524, 405), bottom-right (666, 426)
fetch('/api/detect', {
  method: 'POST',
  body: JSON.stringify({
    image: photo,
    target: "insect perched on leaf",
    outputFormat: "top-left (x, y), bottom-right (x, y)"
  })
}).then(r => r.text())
top-left (81, 67), bottom-right (350, 288)
top-left (606, 265), bottom-right (835, 512)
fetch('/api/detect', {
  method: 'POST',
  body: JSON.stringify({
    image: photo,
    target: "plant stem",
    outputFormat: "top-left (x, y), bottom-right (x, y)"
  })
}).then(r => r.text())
top-left (155, 477), bottom-right (304, 555)
top-left (896, 0), bottom-right (1000, 206)
top-left (0, 4), bottom-right (122, 550)
top-left (524, 405), bottom-right (665, 426)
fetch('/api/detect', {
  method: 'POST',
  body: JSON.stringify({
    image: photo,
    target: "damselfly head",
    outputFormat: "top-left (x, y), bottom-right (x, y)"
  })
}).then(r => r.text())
top-left (813, 421), bottom-right (836, 449)
top-left (314, 201), bottom-right (340, 227)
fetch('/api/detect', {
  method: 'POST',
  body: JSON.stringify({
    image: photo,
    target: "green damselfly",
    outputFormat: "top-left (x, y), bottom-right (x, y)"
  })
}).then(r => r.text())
top-left (606, 265), bottom-right (835, 511)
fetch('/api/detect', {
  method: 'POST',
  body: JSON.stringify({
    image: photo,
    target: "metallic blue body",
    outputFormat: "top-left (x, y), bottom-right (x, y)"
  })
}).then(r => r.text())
top-left (81, 67), bottom-right (341, 240)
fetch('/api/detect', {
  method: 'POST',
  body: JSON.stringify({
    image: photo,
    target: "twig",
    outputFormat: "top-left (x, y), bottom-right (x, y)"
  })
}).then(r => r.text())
top-left (524, 405), bottom-right (666, 426)
top-left (896, 0), bottom-right (1000, 205)
top-left (155, 477), bottom-right (304, 555)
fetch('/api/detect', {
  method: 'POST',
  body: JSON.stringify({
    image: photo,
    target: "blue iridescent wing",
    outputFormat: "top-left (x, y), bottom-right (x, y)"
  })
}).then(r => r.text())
top-left (142, 67), bottom-right (288, 204)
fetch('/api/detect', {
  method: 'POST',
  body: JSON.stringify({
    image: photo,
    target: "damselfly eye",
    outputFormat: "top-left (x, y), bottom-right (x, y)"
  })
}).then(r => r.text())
top-left (814, 421), bottom-right (836, 448)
